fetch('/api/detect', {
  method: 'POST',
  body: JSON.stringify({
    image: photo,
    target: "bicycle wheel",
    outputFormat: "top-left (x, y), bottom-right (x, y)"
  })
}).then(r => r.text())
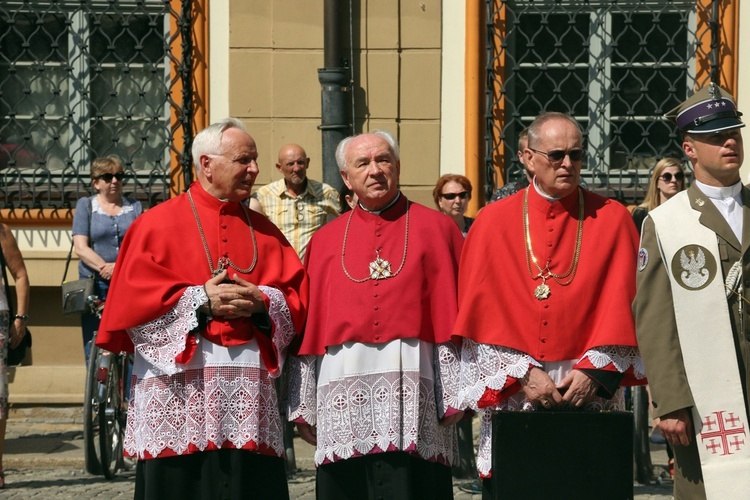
top-left (99, 352), bottom-right (124, 479)
top-left (632, 385), bottom-right (655, 484)
top-left (83, 342), bottom-right (103, 475)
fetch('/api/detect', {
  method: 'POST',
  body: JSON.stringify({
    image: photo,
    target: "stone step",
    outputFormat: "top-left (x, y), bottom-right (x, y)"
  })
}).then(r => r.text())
top-left (9, 365), bottom-right (86, 404)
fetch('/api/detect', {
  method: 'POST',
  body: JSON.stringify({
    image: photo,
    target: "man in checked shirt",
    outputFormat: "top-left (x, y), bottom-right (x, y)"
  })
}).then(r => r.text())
top-left (252, 143), bottom-right (340, 260)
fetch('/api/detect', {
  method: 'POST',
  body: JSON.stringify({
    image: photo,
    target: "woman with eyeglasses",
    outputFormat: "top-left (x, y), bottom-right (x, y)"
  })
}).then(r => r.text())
top-left (632, 157), bottom-right (686, 233)
top-left (433, 174), bottom-right (474, 236)
top-left (72, 156), bottom-right (142, 361)
top-left (432, 173), bottom-right (479, 491)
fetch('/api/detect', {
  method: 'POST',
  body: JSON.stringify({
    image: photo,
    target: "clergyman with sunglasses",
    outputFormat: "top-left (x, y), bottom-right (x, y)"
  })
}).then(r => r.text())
top-left (453, 111), bottom-right (645, 497)
top-left (72, 155), bottom-right (142, 361)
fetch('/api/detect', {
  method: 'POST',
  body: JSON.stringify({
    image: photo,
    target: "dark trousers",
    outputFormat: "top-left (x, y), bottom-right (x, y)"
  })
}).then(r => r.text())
top-left (316, 452), bottom-right (453, 500)
top-left (134, 449), bottom-right (289, 500)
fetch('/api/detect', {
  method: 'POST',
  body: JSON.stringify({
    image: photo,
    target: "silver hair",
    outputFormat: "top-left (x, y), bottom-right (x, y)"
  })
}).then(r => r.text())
top-left (526, 112), bottom-right (583, 149)
top-left (335, 130), bottom-right (400, 172)
top-left (191, 117), bottom-right (247, 169)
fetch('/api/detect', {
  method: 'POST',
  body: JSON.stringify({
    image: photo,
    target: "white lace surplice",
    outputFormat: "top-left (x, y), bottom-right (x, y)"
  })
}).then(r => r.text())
top-left (124, 285), bottom-right (296, 459)
top-left (288, 338), bottom-right (460, 467)
top-left (460, 339), bottom-right (644, 478)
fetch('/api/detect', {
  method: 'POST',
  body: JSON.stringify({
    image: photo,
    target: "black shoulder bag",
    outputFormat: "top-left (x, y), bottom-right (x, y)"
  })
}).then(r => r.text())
top-left (61, 197), bottom-right (95, 315)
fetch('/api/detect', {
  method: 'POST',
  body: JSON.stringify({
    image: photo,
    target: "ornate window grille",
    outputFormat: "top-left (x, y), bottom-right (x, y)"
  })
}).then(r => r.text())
top-left (486, 1), bottom-right (719, 203)
top-left (0, 0), bottom-right (194, 213)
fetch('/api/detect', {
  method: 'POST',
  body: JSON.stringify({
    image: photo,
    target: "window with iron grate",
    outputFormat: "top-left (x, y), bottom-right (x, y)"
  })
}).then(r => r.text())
top-left (0, 2), bottom-right (171, 208)
top-left (492, 2), bottom-right (700, 203)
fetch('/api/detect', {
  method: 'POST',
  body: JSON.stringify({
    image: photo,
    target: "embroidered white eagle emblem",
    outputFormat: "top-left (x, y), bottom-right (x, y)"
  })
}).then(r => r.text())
top-left (680, 248), bottom-right (710, 288)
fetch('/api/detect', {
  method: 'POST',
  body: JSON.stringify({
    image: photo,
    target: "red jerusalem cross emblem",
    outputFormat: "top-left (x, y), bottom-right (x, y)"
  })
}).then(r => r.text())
top-left (700, 411), bottom-right (747, 456)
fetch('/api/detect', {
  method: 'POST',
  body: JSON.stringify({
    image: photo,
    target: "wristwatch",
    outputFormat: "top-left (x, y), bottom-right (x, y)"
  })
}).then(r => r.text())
top-left (14, 314), bottom-right (29, 322)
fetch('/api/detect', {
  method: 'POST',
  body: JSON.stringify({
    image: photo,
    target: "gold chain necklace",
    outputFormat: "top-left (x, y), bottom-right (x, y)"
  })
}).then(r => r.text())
top-left (188, 189), bottom-right (258, 277)
top-left (341, 202), bottom-right (410, 282)
top-left (523, 187), bottom-right (584, 300)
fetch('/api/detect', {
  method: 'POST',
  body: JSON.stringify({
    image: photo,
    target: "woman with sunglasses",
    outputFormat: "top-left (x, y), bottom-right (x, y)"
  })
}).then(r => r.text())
top-left (632, 157), bottom-right (686, 233)
top-left (630, 156), bottom-right (686, 481)
top-left (72, 156), bottom-right (142, 361)
top-left (432, 173), bottom-right (479, 491)
top-left (433, 174), bottom-right (474, 236)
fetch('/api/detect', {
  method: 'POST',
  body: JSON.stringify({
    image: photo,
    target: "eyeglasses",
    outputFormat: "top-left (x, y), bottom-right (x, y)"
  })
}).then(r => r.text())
top-left (528, 147), bottom-right (585, 164)
top-left (441, 192), bottom-right (470, 201)
top-left (659, 172), bottom-right (685, 183)
top-left (95, 172), bottom-right (125, 182)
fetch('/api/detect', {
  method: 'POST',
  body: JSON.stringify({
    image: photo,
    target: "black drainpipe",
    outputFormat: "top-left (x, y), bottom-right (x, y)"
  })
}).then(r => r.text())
top-left (318, 0), bottom-right (351, 191)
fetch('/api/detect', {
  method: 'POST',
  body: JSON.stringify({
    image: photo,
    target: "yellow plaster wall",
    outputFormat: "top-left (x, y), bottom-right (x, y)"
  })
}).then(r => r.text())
top-left (228, 0), bottom-right (444, 197)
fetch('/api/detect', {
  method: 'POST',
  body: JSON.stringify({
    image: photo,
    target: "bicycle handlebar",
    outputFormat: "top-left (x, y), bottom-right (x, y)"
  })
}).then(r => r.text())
top-left (85, 295), bottom-right (105, 318)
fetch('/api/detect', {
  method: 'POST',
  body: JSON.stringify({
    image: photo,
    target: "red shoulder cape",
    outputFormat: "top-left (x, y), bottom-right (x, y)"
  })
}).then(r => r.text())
top-left (453, 187), bottom-right (639, 365)
top-left (297, 195), bottom-right (463, 356)
top-left (97, 182), bottom-right (309, 373)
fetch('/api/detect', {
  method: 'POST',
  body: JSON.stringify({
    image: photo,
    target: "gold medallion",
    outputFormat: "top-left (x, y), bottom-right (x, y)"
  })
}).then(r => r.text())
top-left (534, 283), bottom-right (551, 300)
top-left (523, 188), bottom-right (584, 299)
top-left (341, 201), bottom-right (410, 283)
top-left (369, 256), bottom-right (393, 280)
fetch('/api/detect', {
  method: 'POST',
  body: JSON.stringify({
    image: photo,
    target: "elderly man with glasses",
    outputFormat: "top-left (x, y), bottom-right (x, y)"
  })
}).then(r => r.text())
top-left (453, 111), bottom-right (646, 497)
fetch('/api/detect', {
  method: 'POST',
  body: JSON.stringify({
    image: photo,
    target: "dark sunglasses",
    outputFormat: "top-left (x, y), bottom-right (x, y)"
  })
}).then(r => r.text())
top-left (441, 191), bottom-right (470, 201)
top-left (529, 147), bottom-right (585, 163)
top-left (96, 172), bottom-right (125, 182)
top-left (659, 172), bottom-right (684, 182)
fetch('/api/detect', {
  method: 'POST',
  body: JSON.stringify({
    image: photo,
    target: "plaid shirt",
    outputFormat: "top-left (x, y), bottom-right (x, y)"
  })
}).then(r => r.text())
top-left (253, 178), bottom-right (340, 259)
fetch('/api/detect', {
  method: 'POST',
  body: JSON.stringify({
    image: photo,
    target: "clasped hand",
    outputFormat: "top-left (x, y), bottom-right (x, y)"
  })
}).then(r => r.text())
top-left (99, 262), bottom-right (115, 280)
top-left (203, 270), bottom-right (265, 317)
top-left (521, 367), bottom-right (598, 410)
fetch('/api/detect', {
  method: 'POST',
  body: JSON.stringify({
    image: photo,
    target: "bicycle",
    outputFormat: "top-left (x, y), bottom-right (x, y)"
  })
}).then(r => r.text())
top-left (82, 295), bottom-right (133, 479)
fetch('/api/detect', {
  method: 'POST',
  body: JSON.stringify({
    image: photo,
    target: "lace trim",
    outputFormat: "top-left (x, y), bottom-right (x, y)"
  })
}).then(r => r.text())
top-left (435, 341), bottom-right (462, 417)
top-left (123, 365), bottom-right (282, 459)
top-left (258, 285), bottom-right (296, 378)
top-left (287, 354), bottom-right (318, 425)
top-left (314, 369), bottom-right (457, 467)
top-left (128, 286), bottom-right (205, 376)
top-left (127, 286), bottom-right (296, 378)
top-left (476, 410), bottom-right (493, 478)
top-left (287, 342), bottom-right (462, 438)
top-left (466, 343), bottom-right (638, 477)
top-left (459, 339), bottom-right (541, 411)
top-left (582, 345), bottom-right (646, 380)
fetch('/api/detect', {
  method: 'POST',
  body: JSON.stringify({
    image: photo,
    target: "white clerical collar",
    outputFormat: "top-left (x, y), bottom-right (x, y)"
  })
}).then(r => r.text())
top-left (694, 179), bottom-right (742, 201)
top-left (532, 178), bottom-right (559, 201)
top-left (694, 179), bottom-right (743, 243)
top-left (358, 192), bottom-right (401, 215)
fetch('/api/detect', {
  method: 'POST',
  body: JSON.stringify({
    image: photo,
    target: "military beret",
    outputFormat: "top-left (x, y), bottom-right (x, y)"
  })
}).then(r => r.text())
top-left (664, 82), bottom-right (745, 134)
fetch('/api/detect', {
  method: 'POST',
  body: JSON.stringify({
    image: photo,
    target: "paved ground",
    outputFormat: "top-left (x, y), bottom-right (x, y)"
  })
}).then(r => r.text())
top-left (2, 405), bottom-right (675, 498)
